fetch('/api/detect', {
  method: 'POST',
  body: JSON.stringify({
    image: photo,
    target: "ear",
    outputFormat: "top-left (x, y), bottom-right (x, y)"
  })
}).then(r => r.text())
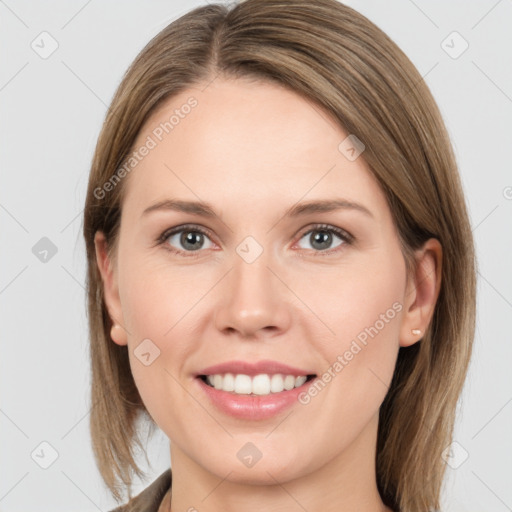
top-left (399, 238), bottom-right (442, 347)
top-left (94, 231), bottom-right (128, 346)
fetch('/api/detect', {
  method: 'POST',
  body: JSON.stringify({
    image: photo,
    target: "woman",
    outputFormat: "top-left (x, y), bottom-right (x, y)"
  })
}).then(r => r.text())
top-left (83, 1), bottom-right (476, 511)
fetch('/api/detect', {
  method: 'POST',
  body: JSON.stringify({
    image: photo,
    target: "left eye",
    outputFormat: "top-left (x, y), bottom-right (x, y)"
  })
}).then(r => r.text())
top-left (295, 226), bottom-right (349, 252)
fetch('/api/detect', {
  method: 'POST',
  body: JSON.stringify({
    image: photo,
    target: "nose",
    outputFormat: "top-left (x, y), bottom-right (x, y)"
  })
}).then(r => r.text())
top-left (214, 251), bottom-right (292, 340)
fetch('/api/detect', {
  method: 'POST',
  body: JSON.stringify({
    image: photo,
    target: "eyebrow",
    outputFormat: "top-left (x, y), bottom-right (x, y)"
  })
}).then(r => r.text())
top-left (141, 198), bottom-right (374, 219)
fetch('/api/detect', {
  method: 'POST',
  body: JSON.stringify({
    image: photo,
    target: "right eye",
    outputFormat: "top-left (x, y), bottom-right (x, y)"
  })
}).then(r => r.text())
top-left (157, 224), bottom-right (215, 256)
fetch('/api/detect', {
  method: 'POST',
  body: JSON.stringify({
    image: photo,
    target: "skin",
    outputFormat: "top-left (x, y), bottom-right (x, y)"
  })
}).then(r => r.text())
top-left (95, 77), bottom-right (442, 512)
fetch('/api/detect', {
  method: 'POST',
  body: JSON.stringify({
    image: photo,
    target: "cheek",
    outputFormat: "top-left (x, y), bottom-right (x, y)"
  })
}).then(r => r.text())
top-left (291, 246), bottom-right (406, 348)
top-left (295, 249), bottom-right (405, 417)
top-left (117, 256), bottom-right (196, 417)
top-left (337, 268), bottom-right (404, 350)
top-left (119, 250), bottom-right (201, 343)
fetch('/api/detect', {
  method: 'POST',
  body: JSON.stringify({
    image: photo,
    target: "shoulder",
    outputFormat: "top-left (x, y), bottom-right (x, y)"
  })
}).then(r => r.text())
top-left (108, 468), bottom-right (172, 512)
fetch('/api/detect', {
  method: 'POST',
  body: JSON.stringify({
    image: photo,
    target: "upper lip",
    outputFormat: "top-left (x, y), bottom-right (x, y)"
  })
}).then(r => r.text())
top-left (196, 360), bottom-right (315, 377)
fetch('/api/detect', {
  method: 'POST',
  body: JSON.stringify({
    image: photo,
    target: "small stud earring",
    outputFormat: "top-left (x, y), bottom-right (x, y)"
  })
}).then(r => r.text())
top-left (411, 329), bottom-right (421, 336)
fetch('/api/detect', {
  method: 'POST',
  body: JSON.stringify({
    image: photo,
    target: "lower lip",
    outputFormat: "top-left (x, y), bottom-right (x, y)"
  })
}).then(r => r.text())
top-left (195, 376), bottom-right (315, 420)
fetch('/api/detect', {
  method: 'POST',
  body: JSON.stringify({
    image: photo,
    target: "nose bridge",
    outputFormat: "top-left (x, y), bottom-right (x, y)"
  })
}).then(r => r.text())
top-left (214, 241), bottom-right (290, 336)
top-left (231, 231), bottom-right (276, 297)
top-left (232, 246), bottom-right (272, 300)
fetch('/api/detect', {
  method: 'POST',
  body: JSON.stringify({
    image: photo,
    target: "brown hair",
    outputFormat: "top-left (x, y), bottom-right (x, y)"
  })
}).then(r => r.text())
top-left (82, 1), bottom-right (477, 510)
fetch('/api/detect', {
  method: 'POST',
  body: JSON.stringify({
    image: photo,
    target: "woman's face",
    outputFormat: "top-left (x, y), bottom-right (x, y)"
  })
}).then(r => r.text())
top-left (96, 77), bottom-right (429, 485)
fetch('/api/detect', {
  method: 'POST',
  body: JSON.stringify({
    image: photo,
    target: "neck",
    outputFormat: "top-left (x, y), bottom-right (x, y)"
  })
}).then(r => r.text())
top-left (167, 413), bottom-right (392, 512)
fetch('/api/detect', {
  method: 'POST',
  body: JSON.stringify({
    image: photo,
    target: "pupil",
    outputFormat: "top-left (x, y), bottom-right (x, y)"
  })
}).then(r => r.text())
top-left (182, 231), bottom-right (203, 250)
top-left (311, 231), bottom-right (331, 250)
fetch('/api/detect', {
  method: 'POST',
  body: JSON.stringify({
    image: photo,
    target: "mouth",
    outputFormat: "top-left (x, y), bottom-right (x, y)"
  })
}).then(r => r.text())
top-left (197, 373), bottom-right (317, 396)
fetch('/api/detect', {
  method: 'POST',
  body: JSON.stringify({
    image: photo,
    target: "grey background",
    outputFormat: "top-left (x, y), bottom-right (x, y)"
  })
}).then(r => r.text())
top-left (1, 1), bottom-right (511, 510)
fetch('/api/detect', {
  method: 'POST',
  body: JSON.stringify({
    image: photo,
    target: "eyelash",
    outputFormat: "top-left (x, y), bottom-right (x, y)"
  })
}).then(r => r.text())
top-left (156, 223), bottom-right (354, 258)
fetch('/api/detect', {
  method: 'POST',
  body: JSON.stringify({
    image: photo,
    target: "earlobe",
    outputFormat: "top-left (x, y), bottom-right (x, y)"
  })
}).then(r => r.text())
top-left (94, 231), bottom-right (128, 346)
top-left (110, 323), bottom-right (128, 346)
top-left (399, 238), bottom-right (442, 348)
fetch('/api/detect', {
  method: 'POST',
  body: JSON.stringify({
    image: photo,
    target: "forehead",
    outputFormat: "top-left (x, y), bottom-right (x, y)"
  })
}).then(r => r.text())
top-left (121, 77), bottom-right (387, 219)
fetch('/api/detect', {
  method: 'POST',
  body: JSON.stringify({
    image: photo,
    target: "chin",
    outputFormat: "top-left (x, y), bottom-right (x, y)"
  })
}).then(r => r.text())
top-left (204, 451), bottom-right (308, 485)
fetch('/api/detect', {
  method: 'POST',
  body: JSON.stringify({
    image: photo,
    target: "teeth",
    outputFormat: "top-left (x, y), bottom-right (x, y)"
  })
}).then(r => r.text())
top-left (223, 373), bottom-right (235, 391)
top-left (204, 373), bottom-right (309, 395)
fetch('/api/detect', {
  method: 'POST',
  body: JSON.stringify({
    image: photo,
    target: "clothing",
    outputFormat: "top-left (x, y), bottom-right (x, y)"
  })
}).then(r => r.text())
top-left (109, 468), bottom-right (172, 512)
